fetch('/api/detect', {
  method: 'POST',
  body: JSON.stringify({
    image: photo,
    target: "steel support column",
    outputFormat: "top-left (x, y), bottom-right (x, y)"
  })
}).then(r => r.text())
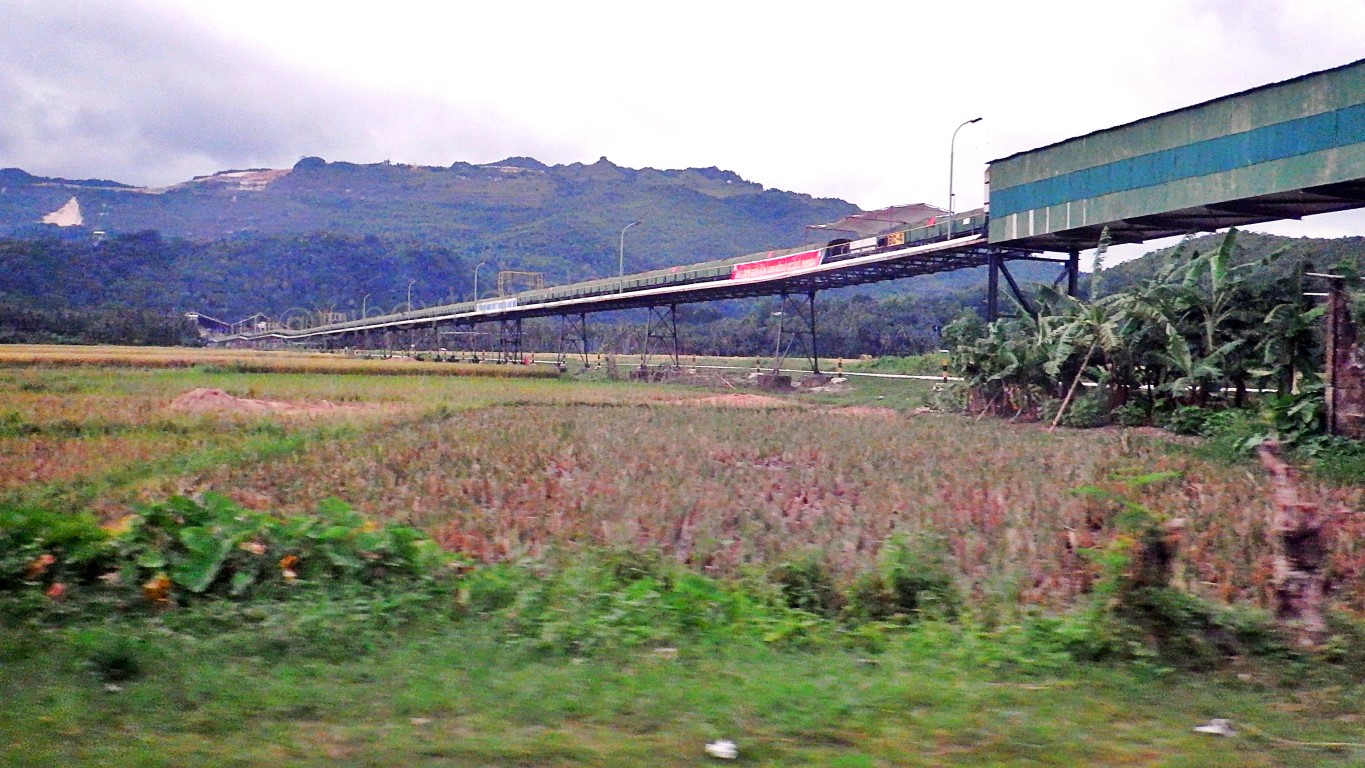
top-left (986, 252), bottom-right (1001, 323)
top-left (775, 292), bottom-right (821, 374)
top-left (498, 318), bottom-right (523, 364)
top-left (996, 261), bottom-right (1036, 318)
top-left (1067, 248), bottom-right (1080, 297)
top-left (640, 304), bottom-right (680, 369)
top-left (805, 290), bottom-right (821, 374)
top-left (557, 312), bottom-right (591, 367)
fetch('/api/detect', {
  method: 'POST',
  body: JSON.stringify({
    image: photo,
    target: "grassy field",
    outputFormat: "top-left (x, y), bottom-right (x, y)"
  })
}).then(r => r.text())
top-left (8, 620), bottom-right (1364, 767)
top-left (2, 346), bottom-right (1363, 766)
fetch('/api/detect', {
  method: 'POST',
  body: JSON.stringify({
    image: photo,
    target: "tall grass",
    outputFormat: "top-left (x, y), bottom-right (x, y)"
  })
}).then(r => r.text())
top-left (0, 344), bottom-right (559, 378)
top-left (4, 363), bottom-right (1361, 613)
top-left (133, 403), bottom-right (1365, 613)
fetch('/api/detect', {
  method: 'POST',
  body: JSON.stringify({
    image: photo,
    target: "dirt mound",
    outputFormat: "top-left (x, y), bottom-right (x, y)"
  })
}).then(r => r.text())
top-left (823, 406), bottom-right (899, 418)
top-left (682, 393), bottom-right (799, 408)
top-left (168, 388), bottom-right (370, 417)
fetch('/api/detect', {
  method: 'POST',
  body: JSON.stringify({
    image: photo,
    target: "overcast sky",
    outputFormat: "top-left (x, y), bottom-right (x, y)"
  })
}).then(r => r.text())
top-left (3, 0), bottom-right (1364, 260)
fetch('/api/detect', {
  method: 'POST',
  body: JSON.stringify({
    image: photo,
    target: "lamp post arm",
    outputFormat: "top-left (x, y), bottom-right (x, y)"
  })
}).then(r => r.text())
top-left (618, 221), bottom-right (641, 293)
top-left (948, 116), bottom-right (982, 233)
top-left (950, 118), bottom-right (982, 218)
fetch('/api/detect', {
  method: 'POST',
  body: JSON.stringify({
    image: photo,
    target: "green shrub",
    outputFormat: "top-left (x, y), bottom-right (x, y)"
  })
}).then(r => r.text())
top-left (458, 562), bottom-right (540, 615)
top-left (1263, 384), bottom-right (1327, 446)
top-left (850, 534), bottom-right (959, 621)
top-left (2, 494), bottom-right (452, 608)
top-left (1039, 395), bottom-right (1111, 428)
top-left (76, 628), bottom-right (145, 682)
top-left (886, 539), bottom-right (958, 619)
top-left (771, 552), bottom-right (842, 618)
top-left (1162, 405), bottom-right (1214, 435)
top-left (927, 382), bottom-right (969, 413)
top-left (845, 571), bottom-right (897, 622)
top-left (1309, 440), bottom-right (1365, 483)
top-left (0, 411), bottom-right (41, 437)
top-left (1068, 473), bottom-right (1282, 668)
top-left (1059, 392), bottom-right (1112, 428)
top-left (1111, 400), bottom-right (1151, 428)
top-left (0, 505), bottom-right (111, 589)
top-left (1197, 408), bottom-right (1266, 458)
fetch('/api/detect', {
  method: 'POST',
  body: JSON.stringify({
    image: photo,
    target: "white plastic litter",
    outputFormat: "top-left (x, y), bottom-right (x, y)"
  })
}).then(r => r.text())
top-left (1193, 718), bottom-right (1236, 737)
top-left (705, 739), bottom-right (739, 759)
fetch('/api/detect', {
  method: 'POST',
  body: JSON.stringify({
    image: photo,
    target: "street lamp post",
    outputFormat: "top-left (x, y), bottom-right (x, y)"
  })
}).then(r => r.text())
top-left (473, 261), bottom-right (486, 301)
top-left (618, 221), bottom-right (641, 291)
top-left (360, 293), bottom-right (370, 320)
top-left (948, 117), bottom-right (983, 236)
top-left (406, 279), bottom-right (417, 313)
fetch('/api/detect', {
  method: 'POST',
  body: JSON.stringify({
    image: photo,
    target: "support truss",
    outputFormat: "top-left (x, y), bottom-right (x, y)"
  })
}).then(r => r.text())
top-left (497, 318), bottom-right (523, 364)
top-left (773, 291), bottom-right (822, 375)
top-left (557, 312), bottom-right (591, 367)
top-left (986, 252), bottom-right (1062, 321)
top-left (639, 304), bottom-right (681, 369)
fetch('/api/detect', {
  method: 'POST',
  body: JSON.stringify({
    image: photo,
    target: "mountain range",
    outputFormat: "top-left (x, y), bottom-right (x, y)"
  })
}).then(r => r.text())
top-left (1, 157), bottom-right (1361, 354)
top-left (0, 157), bottom-right (858, 280)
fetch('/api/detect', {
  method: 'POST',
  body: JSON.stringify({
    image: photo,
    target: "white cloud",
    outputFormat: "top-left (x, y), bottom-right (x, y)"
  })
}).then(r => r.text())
top-left (1, 0), bottom-right (1362, 256)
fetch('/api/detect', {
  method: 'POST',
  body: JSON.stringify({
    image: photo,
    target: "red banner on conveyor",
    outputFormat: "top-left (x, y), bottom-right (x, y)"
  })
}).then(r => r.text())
top-left (730, 249), bottom-right (823, 281)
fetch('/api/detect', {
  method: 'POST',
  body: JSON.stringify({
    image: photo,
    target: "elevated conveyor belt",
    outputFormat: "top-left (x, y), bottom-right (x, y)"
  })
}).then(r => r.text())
top-left (229, 215), bottom-right (1047, 345)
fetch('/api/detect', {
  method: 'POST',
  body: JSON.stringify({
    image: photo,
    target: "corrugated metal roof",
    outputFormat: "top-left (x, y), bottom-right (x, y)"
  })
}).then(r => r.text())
top-left (808, 203), bottom-right (947, 238)
top-left (988, 57), bottom-right (1365, 165)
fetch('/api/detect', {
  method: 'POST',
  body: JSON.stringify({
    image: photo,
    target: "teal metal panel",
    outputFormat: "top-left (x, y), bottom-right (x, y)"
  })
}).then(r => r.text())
top-left (991, 104), bottom-right (1365, 218)
top-left (992, 142), bottom-right (1365, 243)
top-left (989, 59), bottom-right (1365, 245)
top-left (994, 59), bottom-right (1365, 187)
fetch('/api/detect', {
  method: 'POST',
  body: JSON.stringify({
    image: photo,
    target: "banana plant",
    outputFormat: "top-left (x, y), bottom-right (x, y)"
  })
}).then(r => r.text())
top-left (1257, 258), bottom-right (1326, 395)
top-left (1047, 294), bottom-right (1123, 430)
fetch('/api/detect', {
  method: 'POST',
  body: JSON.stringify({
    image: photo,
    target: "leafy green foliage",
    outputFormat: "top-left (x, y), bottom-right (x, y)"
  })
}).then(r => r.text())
top-left (1110, 400), bottom-right (1151, 427)
top-left (0, 504), bottom-right (110, 589)
top-left (771, 551), bottom-right (843, 618)
top-left (451, 550), bottom-right (840, 654)
top-left (1040, 391), bottom-right (1112, 428)
top-left (942, 229), bottom-right (1364, 460)
top-left (77, 628), bottom-right (146, 682)
top-left (1, 494), bottom-right (451, 608)
top-left (844, 535), bottom-right (960, 624)
top-left (0, 303), bottom-right (198, 345)
top-left (1161, 405), bottom-right (1215, 435)
top-left (1063, 472), bottom-right (1278, 667)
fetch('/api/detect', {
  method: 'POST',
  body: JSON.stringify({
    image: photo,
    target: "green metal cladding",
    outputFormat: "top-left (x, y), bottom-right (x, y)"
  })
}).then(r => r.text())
top-left (987, 58), bottom-right (1365, 244)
